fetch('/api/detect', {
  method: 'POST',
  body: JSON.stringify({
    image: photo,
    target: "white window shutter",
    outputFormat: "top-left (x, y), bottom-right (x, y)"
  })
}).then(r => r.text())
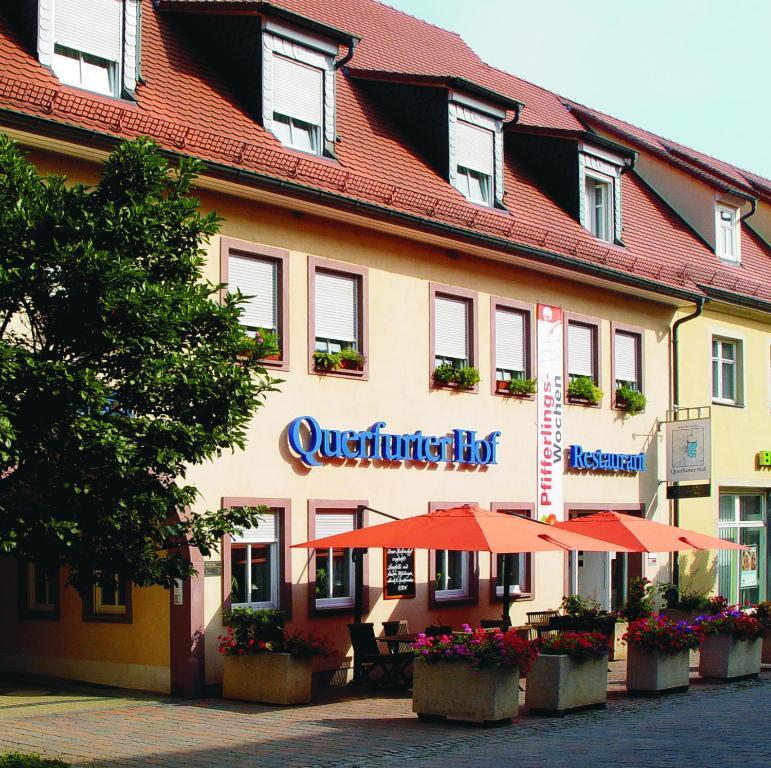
top-left (228, 255), bottom-right (277, 331)
top-left (55, 0), bottom-right (122, 62)
top-left (435, 296), bottom-right (468, 360)
top-left (568, 323), bottom-right (594, 377)
top-left (234, 512), bottom-right (278, 544)
top-left (495, 308), bottom-right (525, 372)
top-left (315, 513), bottom-right (355, 538)
top-left (614, 331), bottom-right (638, 384)
top-left (273, 54), bottom-right (323, 126)
top-left (455, 121), bottom-right (493, 175)
top-left (315, 271), bottom-right (357, 343)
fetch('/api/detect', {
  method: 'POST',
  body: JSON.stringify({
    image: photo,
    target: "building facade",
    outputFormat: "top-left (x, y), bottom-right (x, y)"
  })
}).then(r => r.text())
top-left (0, 0), bottom-right (768, 694)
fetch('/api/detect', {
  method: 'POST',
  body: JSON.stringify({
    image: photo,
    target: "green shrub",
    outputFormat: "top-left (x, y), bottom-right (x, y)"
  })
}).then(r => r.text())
top-left (433, 363), bottom-right (480, 389)
top-left (560, 594), bottom-right (606, 619)
top-left (313, 350), bottom-right (341, 370)
top-left (508, 377), bottom-right (536, 396)
top-left (0, 754), bottom-right (70, 768)
top-left (620, 576), bottom-right (655, 621)
top-left (222, 607), bottom-right (286, 645)
top-left (615, 384), bottom-right (646, 415)
top-left (567, 376), bottom-right (603, 404)
top-left (433, 362), bottom-right (457, 385)
top-left (658, 582), bottom-right (710, 611)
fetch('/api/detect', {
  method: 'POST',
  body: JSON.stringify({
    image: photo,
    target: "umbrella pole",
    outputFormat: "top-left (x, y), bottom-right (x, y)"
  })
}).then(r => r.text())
top-left (351, 547), bottom-right (366, 684)
top-left (501, 554), bottom-right (512, 631)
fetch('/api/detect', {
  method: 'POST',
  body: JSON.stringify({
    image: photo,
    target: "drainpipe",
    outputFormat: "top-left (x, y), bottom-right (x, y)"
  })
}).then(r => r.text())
top-left (670, 297), bottom-right (706, 587)
top-left (334, 38), bottom-right (357, 70)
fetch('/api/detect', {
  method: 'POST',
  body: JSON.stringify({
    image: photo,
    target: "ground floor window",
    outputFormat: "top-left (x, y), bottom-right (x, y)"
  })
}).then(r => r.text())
top-left (230, 511), bottom-right (279, 609)
top-left (314, 512), bottom-right (356, 610)
top-left (718, 492), bottom-right (768, 605)
top-left (18, 561), bottom-right (59, 619)
top-left (434, 550), bottom-right (469, 599)
top-left (94, 575), bottom-right (128, 615)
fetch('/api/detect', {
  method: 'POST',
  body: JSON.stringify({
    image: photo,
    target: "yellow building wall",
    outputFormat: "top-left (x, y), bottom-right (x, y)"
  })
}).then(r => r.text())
top-left (674, 307), bottom-right (771, 597)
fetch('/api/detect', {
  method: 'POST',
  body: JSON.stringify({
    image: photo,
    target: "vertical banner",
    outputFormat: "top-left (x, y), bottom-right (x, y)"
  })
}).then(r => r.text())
top-left (537, 304), bottom-right (564, 523)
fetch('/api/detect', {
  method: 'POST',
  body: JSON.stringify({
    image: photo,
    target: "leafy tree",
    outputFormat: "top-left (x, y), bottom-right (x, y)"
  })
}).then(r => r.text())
top-left (0, 135), bottom-right (279, 592)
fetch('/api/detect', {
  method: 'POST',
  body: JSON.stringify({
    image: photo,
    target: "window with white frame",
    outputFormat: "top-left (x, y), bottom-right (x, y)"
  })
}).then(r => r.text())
top-left (495, 553), bottom-right (527, 597)
top-left (93, 574), bottom-right (127, 615)
top-left (435, 294), bottom-right (470, 369)
top-left (495, 307), bottom-right (527, 382)
top-left (271, 55), bottom-right (323, 154)
top-left (314, 513), bottom-right (355, 609)
top-left (314, 270), bottom-right (359, 354)
top-left (585, 174), bottom-right (614, 242)
top-left (614, 330), bottom-right (641, 391)
top-left (230, 512), bottom-right (279, 609)
top-left (568, 320), bottom-right (598, 383)
top-left (434, 550), bottom-right (468, 599)
top-left (712, 337), bottom-right (741, 404)
top-left (49, 0), bottom-right (125, 97)
top-left (718, 493), bottom-right (767, 605)
top-left (228, 252), bottom-right (279, 337)
top-left (716, 204), bottom-right (740, 262)
top-left (454, 120), bottom-right (494, 205)
top-left (25, 562), bottom-right (58, 614)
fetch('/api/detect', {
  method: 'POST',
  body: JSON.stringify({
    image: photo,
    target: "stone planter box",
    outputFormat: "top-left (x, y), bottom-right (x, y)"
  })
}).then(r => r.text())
top-left (762, 634), bottom-right (771, 664)
top-left (699, 635), bottom-right (762, 680)
top-left (609, 621), bottom-right (627, 661)
top-left (222, 653), bottom-right (313, 705)
top-left (412, 658), bottom-right (520, 724)
top-left (525, 654), bottom-right (608, 715)
top-left (626, 645), bottom-right (690, 695)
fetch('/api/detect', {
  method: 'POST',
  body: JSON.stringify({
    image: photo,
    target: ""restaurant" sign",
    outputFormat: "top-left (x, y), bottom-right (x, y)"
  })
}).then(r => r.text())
top-left (569, 445), bottom-right (646, 473)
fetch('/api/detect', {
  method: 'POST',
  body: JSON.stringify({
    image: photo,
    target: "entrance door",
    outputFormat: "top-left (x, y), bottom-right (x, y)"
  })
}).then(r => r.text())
top-left (577, 550), bottom-right (611, 611)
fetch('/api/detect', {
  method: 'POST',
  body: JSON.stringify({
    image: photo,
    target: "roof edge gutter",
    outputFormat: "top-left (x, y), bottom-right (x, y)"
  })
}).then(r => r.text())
top-left (0, 109), bottom-right (707, 306)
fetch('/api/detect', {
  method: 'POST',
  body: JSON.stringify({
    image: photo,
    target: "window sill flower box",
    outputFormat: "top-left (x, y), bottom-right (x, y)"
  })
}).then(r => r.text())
top-left (626, 645), bottom-right (691, 695)
top-left (222, 653), bottom-right (313, 705)
top-left (699, 635), bottom-right (762, 681)
top-left (495, 380), bottom-right (511, 394)
top-left (525, 653), bottom-right (608, 715)
top-left (411, 657), bottom-right (520, 724)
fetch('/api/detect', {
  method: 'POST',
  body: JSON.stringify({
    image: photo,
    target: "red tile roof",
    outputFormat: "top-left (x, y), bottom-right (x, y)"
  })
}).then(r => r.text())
top-left (0, 0), bottom-right (769, 305)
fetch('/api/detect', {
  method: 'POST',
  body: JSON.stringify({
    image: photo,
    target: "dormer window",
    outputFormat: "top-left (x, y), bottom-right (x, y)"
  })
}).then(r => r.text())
top-left (262, 18), bottom-right (337, 157)
top-left (716, 204), bottom-right (740, 262)
top-left (579, 143), bottom-right (628, 244)
top-left (449, 93), bottom-right (505, 207)
top-left (38, 0), bottom-right (139, 98)
top-left (585, 173), bottom-right (614, 242)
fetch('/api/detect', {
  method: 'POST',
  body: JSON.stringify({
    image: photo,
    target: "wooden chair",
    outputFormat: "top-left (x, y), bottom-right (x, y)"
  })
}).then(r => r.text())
top-left (526, 610), bottom-right (559, 626)
top-left (381, 620), bottom-right (410, 653)
top-left (348, 623), bottom-right (412, 688)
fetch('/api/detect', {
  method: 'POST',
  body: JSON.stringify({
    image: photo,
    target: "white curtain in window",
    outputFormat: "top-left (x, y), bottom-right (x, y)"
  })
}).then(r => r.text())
top-left (435, 296), bottom-right (468, 360)
top-left (315, 271), bottom-right (357, 343)
top-left (55, 0), bottom-right (122, 62)
top-left (273, 54), bottom-right (323, 126)
top-left (455, 121), bottom-right (493, 175)
top-left (568, 322), bottom-right (594, 377)
top-left (495, 308), bottom-right (525, 372)
top-left (614, 331), bottom-right (638, 384)
top-left (228, 254), bottom-right (277, 330)
top-left (234, 512), bottom-right (277, 544)
top-left (315, 513), bottom-right (355, 538)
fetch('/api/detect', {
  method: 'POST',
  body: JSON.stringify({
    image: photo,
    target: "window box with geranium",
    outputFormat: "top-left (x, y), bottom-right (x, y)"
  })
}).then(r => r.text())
top-left (750, 602), bottom-right (771, 663)
top-left (693, 609), bottom-right (765, 681)
top-left (410, 625), bottom-right (538, 724)
top-left (624, 616), bottom-right (703, 695)
top-left (525, 632), bottom-right (610, 715)
top-left (219, 608), bottom-right (333, 704)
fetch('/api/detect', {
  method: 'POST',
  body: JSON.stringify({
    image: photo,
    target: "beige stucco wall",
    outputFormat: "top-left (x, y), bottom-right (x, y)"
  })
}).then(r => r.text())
top-left (190, 188), bottom-right (676, 682)
top-left (674, 306), bottom-right (771, 595)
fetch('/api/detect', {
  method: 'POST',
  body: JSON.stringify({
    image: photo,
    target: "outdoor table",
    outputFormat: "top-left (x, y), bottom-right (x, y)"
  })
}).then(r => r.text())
top-left (377, 632), bottom-right (419, 654)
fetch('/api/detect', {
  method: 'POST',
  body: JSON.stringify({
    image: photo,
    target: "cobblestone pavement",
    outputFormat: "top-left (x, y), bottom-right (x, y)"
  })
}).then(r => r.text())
top-left (0, 665), bottom-right (769, 768)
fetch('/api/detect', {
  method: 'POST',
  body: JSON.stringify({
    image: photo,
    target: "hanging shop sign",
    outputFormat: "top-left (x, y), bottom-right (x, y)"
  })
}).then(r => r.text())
top-left (384, 548), bottom-right (416, 599)
top-left (757, 451), bottom-right (771, 468)
top-left (568, 445), bottom-right (646, 473)
top-left (287, 416), bottom-right (501, 468)
top-left (536, 304), bottom-right (564, 522)
top-left (665, 416), bottom-right (711, 483)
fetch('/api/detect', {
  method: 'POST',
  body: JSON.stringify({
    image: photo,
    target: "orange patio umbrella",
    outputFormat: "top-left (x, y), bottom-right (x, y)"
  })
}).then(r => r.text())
top-left (553, 511), bottom-right (748, 552)
top-left (293, 505), bottom-right (633, 629)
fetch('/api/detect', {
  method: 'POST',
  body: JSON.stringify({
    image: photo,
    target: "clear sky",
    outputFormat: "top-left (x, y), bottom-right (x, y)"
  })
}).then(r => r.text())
top-left (385, 0), bottom-right (771, 180)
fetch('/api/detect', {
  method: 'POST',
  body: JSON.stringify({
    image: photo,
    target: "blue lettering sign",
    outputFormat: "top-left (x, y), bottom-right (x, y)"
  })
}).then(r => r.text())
top-left (568, 444), bottom-right (646, 473)
top-left (287, 417), bottom-right (502, 468)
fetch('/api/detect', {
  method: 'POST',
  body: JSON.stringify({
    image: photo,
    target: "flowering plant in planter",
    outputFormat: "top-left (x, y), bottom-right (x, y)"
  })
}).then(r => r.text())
top-left (567, 376), bottom-right (602, 404)
top-left (313, 350), bottom-right (341, 370)
top-left (624, 616), bottom-right (704, 653)
top-left (508, 377), bottom-right (536, 396)
top-left (411, 624), bottom-right (539, 673)
top-left (537, 631), bottom-right (610, 661)
top-left (615, 384), bottom-right (646, 415)
top-left (433, 363), bottom-right (480, 389)
top-left (218, 607), bottom-right (334, 657)
top-left (750, 601), bottom-right (771, 626)
top-left (338, 346), bottom-right (366, 370)
top-left (619, 576), bottom-right (655, 621)
top-left (693, 609), bottom-right (766, 641)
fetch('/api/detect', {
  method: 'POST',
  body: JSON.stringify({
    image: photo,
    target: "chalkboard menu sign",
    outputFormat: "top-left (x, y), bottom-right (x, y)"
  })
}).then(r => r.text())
top-left (384, 548), bottom-right (416, 599)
